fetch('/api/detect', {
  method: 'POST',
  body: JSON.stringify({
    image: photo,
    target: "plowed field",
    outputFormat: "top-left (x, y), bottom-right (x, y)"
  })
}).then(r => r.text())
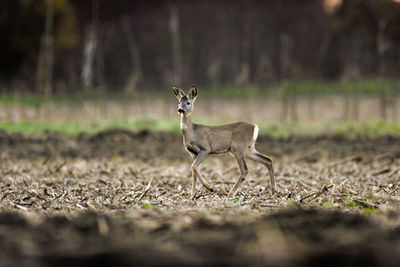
top-left (1, 130), bottom-right (400, 266)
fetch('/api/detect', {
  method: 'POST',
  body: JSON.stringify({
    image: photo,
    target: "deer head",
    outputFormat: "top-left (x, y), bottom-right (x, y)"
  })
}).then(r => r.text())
top-left (173, 85), bottom-right (198, 116)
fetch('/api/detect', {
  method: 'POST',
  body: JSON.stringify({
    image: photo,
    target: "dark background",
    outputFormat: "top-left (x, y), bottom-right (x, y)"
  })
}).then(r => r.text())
top-left (1, 0), bottom-right (400, 94)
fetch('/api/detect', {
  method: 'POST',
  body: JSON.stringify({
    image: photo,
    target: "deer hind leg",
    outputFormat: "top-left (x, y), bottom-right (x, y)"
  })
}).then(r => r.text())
top-left (191, 151), bottom-right (213, 199)
top-left (228, 151), bottom-right (249, 198)
top-left (246, 148), bottom-right (276, 195)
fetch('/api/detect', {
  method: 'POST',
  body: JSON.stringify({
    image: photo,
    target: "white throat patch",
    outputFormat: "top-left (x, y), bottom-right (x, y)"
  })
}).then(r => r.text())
top-left (180, 121), bottom-right (188, 130)
top-left (180, 114), bottom-right (188, 131)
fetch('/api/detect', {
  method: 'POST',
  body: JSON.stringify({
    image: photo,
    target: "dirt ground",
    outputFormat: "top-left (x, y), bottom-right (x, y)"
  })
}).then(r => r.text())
top-left (1, 130), bottom-right (400, 266)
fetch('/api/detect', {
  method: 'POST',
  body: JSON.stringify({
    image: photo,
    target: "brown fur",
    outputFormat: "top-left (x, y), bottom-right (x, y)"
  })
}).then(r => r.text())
top-left (173, 85), bottom-right (275, 198)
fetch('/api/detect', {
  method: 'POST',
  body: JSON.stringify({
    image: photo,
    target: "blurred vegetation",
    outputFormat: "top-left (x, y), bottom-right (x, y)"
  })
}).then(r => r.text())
top-left (1, 118), bottom-right (399, 137)
top-left (1, 79), bottom-right (400, 106)
top-left (2, 0), bottom-right (400, 93)
top-left (2, 0), bottom-right (400, 137)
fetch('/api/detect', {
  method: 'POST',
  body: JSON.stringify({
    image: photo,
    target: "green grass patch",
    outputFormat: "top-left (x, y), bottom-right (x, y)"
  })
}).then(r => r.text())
top-left (346, 200), bottom-right (357, 208)
top-left (0, 118), bottom-right (180, 135)
top-left (293, 79), bottom-right (400, 95)
top-left (362, 208), bottom-right (377, 214)
top-left (1, 118), bottom-right (400, 137)
top-left (333, 120), bottom-right (400, 136)
top-left (140, 203), bottom-right (159, 209)
top-left (259, 120), bottom-right (400, 138)
top-left (285, 199), bottom-right (296, 208)
top-left (232, 196), bottom-right (244, 205)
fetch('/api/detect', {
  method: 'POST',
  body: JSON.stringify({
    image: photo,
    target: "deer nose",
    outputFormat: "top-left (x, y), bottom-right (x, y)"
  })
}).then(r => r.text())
top-left (178, 108), bottom-right (184, 113)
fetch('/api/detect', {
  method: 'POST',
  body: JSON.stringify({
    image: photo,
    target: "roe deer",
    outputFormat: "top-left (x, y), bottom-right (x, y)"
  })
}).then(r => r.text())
top-left (172, 85), bottom-right (275, 199)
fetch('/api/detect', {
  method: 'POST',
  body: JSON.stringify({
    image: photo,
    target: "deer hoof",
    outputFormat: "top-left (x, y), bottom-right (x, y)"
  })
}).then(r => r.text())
top-left (270, 188), bottom-right (276, 195)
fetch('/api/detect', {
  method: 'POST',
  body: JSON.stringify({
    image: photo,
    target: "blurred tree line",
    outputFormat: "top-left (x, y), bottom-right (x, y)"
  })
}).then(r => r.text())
top-left (1, 0), bottom-right (400, 94)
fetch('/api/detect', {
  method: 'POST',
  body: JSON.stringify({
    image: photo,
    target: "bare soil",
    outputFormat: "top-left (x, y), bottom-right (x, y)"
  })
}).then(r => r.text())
top-left (1, 130), bottom-right (400, 266)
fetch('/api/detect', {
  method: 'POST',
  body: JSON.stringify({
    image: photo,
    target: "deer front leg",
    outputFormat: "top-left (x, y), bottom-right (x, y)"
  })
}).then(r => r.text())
top-left (228, 152), bottom-right (248, 198)
top-left (190, 151), bottom-right (213, 199)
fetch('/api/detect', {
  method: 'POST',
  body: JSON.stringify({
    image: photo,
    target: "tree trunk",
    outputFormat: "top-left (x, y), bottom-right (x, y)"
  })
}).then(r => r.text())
top-left (342, 93), bottom-right (350, 121)
top-left (36, 0), bottom-right (54, 95)
top-left (379, 84), bottom-right (387, 119)
top-left (279, 34), bottom-right (291, 122)
top-left (352, 89), bottom-right (360, 121)
top-left (377, 20), bottom-right (387, 120)
top-left (95, 30), bottom-right (106, 93)
top-left (169, 5), bottom-right (182, 86)
top-left (392, 94), bottom-right (398, 122)
top-left (121, 17), bottom-right (144, 93)
top-left (236, 14), bottom-right (252, 120)
top-left (307, 95), bottom-right (315, 121)
top-left (82, 0), bottom-right (98, 90)
top-left (290, 83), bottom-right (298, 122)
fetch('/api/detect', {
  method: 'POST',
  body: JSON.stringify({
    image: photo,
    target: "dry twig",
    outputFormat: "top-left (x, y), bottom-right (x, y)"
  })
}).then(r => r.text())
top-left (138, 178), bottom-right (153, 201)
top-left (300, 185), bottom-right (333, 203)
top-left (352, 199), bottom-right (379, 209)
top-left (54, 161), bottom-right (66, 172)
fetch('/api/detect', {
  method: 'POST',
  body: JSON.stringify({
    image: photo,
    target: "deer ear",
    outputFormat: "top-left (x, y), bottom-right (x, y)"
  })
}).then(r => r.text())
top-left (172, 86), bottom-right (184, 99)
top-left (188, 85), bottom-right (198, 100)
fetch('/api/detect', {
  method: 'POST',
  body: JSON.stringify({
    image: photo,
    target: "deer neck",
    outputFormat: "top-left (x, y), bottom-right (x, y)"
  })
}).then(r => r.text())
top-left (180, 113), bottom-right (193, 144)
